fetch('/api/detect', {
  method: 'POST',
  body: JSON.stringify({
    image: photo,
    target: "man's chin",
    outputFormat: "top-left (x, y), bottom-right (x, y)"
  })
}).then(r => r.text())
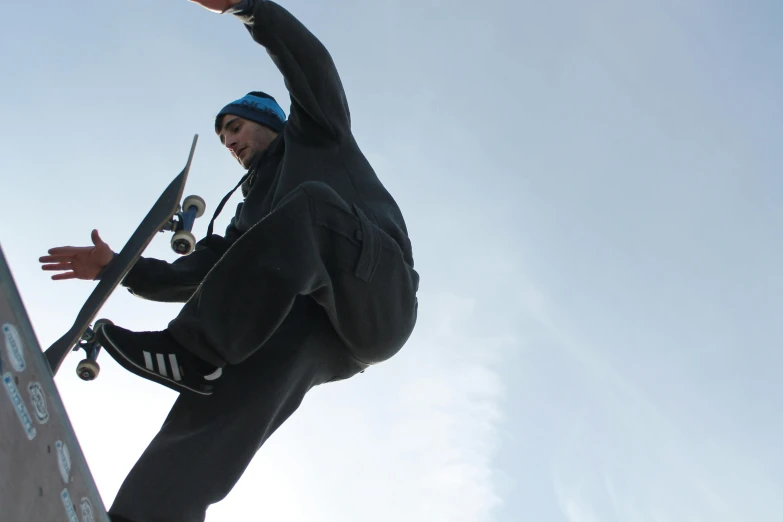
top-left (238, 153), bottom-right (255, 170)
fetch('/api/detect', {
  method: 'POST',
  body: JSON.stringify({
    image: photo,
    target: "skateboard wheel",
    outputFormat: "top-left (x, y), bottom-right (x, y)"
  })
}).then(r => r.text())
top-left (171, 230), bottom-right (196, 255)
top-left (182, 195), bottom-right (206, 218)
top-left (77, 359), bottom-right (100, 381)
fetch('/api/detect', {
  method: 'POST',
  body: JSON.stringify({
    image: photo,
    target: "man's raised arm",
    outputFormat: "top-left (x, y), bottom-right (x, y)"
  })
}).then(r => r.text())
top-left (211, 0), bottom-right (352, 141)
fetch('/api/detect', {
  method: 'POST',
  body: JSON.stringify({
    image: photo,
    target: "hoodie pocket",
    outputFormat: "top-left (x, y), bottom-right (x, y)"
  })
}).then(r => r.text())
top-left (311, 197), bottom-right (381, 283)
top-left (351, 204), bottom-right (381, 283)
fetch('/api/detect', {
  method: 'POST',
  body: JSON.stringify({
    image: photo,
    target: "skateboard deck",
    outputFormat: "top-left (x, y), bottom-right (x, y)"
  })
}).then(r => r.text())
top-left (0, 243), bottom-right (110, 522)
top-left (45, 135), bottom-right (199, 376)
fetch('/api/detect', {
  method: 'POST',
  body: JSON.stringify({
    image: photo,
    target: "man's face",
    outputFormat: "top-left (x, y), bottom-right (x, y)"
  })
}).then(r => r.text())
top-left (217, 115), bottom-right (278, 170)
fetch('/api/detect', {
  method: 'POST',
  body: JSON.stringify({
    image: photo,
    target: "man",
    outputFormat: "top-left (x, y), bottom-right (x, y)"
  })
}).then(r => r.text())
top-left (39, 0), bottom-right (419, 520)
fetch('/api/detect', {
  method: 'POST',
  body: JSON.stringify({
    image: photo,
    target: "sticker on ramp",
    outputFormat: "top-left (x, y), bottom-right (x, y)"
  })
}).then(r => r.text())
top-left (60, 489), bottom-right (79, 522)
top-left (3, 372), bottom-right (36, 440)
top-left (56, 440), bottom-right (72, 483)
top-left (81, 497), bottom-right (95, 522)
top-left (3, 323), bottom-right (26, 372)
top-left (27, 382), bottom-right (49, 424)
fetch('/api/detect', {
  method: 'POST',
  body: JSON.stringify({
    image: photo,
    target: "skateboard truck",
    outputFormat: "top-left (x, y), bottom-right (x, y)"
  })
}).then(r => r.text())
top-left (161, 195), bottom-right (206, 255)
top-left (73, 319), bottom-right (113, 381)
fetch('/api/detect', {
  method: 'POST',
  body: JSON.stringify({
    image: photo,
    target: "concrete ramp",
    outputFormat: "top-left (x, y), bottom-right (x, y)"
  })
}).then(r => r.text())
top-left (0, 244), bottom-right (109, 522)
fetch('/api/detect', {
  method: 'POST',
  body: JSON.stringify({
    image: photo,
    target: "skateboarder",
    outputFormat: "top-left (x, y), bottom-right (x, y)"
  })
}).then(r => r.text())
top-left (39, 1), bottom-right (419, 520)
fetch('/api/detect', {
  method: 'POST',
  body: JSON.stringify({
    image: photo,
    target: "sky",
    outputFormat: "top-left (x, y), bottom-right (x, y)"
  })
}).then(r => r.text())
top-left (1, 0), bottom-right (782, 520)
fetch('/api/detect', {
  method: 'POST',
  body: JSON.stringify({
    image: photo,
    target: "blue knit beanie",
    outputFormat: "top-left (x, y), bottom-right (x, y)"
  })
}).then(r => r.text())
top-left (215, 91), bottom-right (287, 133)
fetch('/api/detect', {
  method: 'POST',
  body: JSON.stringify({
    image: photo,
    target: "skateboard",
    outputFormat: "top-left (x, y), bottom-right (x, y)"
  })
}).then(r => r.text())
top-left (44, 134), bottom-right (205, 377)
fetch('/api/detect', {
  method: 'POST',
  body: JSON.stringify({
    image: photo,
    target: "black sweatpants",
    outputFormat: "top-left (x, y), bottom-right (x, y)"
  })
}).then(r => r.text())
top-left (108, 181), bottom-right (419, 521)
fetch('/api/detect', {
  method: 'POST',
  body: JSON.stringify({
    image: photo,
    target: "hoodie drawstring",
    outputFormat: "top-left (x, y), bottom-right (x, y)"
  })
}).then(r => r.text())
top-left (205, 171), bottom-right (251, 240)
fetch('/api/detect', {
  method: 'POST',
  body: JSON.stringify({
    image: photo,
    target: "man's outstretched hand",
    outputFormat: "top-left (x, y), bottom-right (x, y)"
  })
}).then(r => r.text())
top-left (188, 0), bottom-right (243, 14)
top-left (39, 230), bottom-right (115, 281)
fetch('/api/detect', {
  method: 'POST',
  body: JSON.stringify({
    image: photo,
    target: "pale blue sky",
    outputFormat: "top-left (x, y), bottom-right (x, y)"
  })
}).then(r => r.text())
top-left (1, 1), bottom-right (782, 521)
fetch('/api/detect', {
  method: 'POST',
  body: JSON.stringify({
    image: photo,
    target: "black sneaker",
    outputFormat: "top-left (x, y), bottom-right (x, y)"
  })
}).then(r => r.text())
top-left (95, 322), bottom-right (222, 396)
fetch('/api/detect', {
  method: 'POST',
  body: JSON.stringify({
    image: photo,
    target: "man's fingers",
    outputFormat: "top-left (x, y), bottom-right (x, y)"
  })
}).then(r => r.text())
top-left (41, 262), bottom-right (72, 271)
top-left (51, 272), bottom-right (77, 281)
top-left (39, 254), bottom-right (74, 263)
top-left (46, 246), bottom-right (90, 256)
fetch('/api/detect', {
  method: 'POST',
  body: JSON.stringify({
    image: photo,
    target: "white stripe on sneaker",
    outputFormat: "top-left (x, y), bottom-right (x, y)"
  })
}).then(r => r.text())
top-left (204, 368), bottom-right (223, 381)
top-left (169, 354), bottom-right (182, 382)
top-left (156, 353), bottom-right (167, 378)
top-left (143, 351), bottom-right (154, 371)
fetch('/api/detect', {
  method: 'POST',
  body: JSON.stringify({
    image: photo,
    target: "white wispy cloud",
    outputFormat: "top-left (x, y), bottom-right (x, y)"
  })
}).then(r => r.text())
top-left (554, 479), bottom-right (600, 522)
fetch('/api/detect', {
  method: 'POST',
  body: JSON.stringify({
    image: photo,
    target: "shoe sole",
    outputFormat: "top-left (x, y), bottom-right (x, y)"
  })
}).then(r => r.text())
top-left (96, 326), bottom-right (214, 396)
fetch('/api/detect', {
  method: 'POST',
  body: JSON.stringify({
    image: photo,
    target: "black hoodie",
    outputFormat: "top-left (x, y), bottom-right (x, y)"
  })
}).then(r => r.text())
top-left (121, 1), bottom-right (414, 302)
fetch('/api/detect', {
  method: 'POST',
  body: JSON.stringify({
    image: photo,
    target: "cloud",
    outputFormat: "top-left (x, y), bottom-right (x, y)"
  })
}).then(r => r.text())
top-left (554, 480), bottom-right (600, 522)
top-left (378, 293), bottom-right (509, 521)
